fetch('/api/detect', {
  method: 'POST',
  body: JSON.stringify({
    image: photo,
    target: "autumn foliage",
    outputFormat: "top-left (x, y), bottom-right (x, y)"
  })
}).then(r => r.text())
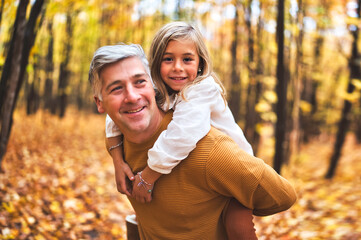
top-left (0, 110), bottom-right (133, 239)
top-left (1, 110), bottom-right (361, 239)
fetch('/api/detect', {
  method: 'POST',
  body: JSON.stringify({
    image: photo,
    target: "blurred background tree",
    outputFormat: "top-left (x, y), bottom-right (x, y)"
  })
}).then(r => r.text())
top-left (1, 0), bottom-right (360, 178)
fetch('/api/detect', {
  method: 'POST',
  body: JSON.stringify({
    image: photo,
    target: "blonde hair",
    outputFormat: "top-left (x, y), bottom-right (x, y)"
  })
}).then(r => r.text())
top-left (149, 21), bottom-right (226, 107)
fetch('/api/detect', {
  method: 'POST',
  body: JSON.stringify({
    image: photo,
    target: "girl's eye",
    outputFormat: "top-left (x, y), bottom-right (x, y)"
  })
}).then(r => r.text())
top-left (163, 57), bottom-right (173, 62)
top-left (184, 57), bottom-right (192, 62)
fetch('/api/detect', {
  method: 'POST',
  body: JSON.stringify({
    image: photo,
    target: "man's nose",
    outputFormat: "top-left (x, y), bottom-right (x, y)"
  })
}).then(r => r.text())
top-left (124, 86), bottom-right (140, 103)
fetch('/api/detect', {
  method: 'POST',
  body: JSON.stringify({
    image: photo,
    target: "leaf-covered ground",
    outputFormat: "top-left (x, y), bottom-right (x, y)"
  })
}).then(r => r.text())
top-left (1, 110), bottom-right (360, 239)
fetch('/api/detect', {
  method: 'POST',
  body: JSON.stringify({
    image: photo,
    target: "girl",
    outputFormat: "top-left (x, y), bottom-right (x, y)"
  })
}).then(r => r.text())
top-left (107, 22), bottom-right (257, 239)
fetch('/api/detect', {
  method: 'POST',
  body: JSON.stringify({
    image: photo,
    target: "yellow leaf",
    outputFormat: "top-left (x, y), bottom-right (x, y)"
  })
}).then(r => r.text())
top-left (96, 186), bottom-right (105, 194)
top-left (34, 234), bottom-right (47, 240)
top-left (255, 101), bottom-right (271, 112)
top-left (111, 225), bottom-right (123, 235)
top-left (2, 202), bottom-right (15, 213)
top-left (340, 91), bottom-right (360, 103)
top-left (264, 90), bottom-right (278, 103)
top-left (352, 78), bottom-right (361, 90)
top-left (345, 16), bottom-right (361, 26)
top-left (87, 175), bottom-right (97, 184)
top-left (50, 201), bottom-right (61, 214)
top-left (300, 101), bottom-right (312, 113)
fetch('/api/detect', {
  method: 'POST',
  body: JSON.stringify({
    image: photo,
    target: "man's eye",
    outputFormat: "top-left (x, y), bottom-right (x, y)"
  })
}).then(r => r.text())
top-left (110, 86), bottom-right (122, 93)
top-left (136, 79), bottom-right (146, 84)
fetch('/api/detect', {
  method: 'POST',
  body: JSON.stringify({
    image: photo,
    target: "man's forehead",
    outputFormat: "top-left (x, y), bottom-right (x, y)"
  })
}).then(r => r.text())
top-left (101, 57), bottom-right (149, 83)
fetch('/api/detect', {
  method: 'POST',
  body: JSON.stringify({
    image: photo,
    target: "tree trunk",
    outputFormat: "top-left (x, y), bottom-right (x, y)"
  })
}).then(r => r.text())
top-left (26, 58), bottom-right (40, 115)
top-left (44, 20), bottom-right (55, 112)
top-left (14, 0), bottom-right (45, 105)
top-left (273, 0), bottom-right (287, 174)
top-left (57, 12), bottom-right (74, 118)
top-left (290, 0), bottom-right (304, 156)
top-left (325, 0), bottom-right (361, 179)
top-left (0, 1), bottom-right (27, 116)
top-left (356, 99), bottom-right (361, 142)
top-left (301, 35), bottom-right (322, 143)
top-left (228, 0), bottom-right (242, 122)
top-left (0, 0), bottom-right (5, 30)
top-left (0, 0), bottom-right (45, 166)
top-left (0, 0), bottom-right (29, 166)
top-left (244, 0), bottom-right (259, 152)
top-left (250, 0), bottom-right (265, 155)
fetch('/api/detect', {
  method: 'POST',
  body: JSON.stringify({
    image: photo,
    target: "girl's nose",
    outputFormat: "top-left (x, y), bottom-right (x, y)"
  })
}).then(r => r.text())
top-left (173, 60), bottom-right (183, 72)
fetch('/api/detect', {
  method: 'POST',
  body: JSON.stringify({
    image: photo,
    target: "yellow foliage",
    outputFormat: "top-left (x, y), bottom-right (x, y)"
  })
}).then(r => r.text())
top-left (255, 101), bottom-right (271, 112)
top-left (345, 16), bottom-right (361, 27)
top-left (300, 100), bottom-right (312, 113)
top-left (2, 202), bottom-right (15, 214)
top-left (262, 76), bottom-right (277, 87)
top-left (49, 201), bottom-right (62, 214)
top-left (0, 110), bottom-right (130, 239)
top-left (1, 110), bottom-right (361, 239)
top-left (263, 90), bottom-right (278, 103)
top-left (340, 91), bottom-right (360, 103)
top-left (254, 134), bottom-right (361, 239)
top-left (352, 78), bottom-right (361, 90)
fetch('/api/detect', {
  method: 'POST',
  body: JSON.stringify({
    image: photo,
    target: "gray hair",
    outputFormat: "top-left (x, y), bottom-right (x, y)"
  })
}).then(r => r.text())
top-left (88, 43), bottom-right (151, 100)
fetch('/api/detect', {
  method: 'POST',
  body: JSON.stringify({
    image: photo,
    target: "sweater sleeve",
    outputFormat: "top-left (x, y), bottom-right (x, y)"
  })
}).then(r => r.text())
top-left (105, 114), bottom-right (122, 138)
top-left (206, 135), bottom-right (297, 216)
top-left (147, 78), bottom-right (220, 174)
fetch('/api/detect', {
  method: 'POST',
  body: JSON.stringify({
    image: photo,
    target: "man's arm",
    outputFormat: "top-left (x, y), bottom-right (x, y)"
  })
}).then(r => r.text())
top-left (250, 163), bottom-right (297, 216)
top-left (106, 136), bottom-right (134, 196)
top-left (206, 134), bottom-right (297, 216)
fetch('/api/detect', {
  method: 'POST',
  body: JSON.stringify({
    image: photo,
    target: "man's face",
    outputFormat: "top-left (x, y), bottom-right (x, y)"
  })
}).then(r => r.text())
top-left (95, 57), bottom-right (160, 141)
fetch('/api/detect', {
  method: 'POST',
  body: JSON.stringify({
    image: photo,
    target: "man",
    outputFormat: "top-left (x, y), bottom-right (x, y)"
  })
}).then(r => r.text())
top-left (89, 44), bottom-right (297, 239)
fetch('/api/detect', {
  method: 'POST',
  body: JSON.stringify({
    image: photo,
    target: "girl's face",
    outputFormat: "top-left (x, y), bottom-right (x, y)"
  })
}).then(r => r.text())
top-left (160, 39), bottom-right (200, 92)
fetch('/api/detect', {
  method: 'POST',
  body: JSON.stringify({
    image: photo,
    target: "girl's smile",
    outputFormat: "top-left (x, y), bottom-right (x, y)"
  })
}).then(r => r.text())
top-left (160, 39), bottom-right (200, 92)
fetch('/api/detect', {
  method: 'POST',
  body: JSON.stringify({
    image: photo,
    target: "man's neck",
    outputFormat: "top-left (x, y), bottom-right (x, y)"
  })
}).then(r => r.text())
top-left (125, 109), bottom-right (166, 144)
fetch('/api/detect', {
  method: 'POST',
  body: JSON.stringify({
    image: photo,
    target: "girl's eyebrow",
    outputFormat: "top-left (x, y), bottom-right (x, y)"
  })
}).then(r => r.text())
top-left (163, 52), bottom-right (196, 56)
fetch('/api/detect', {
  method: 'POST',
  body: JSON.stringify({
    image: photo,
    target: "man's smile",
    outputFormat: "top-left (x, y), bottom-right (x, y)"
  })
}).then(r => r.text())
top-left (125, 106), bottom-right (145, 114)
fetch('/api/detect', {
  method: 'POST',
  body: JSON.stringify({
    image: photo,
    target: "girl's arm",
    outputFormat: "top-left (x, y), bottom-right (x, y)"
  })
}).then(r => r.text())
top-left (147, 77), bottom-right (219, 174)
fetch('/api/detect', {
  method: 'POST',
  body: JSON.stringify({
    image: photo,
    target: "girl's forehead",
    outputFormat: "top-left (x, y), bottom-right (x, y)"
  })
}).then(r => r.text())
top-left (167, 38), bottom-right (197, 49)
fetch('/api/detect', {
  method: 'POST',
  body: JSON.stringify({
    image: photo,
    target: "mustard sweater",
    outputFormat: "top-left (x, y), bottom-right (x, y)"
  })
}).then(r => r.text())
top-left (124, 111), bottom-right (296, 240)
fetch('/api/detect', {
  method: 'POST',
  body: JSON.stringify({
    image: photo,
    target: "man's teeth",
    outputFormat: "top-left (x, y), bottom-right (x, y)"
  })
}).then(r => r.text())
top-left (127, 107), bottom-right (143, 113)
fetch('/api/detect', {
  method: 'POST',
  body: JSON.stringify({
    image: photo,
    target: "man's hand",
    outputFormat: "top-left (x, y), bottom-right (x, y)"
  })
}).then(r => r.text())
top-left (114, 161), bottom-right (134, 196)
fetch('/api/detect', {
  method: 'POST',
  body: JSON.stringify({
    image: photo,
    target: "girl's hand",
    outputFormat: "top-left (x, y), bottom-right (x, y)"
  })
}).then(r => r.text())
top-left (132, 172), bottom-right (153, 203)
top-left (114, 161), bottom-right (134, 196)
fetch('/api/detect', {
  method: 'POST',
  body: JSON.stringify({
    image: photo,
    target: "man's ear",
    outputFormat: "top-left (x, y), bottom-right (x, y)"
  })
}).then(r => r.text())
top-left (94, 96), bottom-right (105, 113)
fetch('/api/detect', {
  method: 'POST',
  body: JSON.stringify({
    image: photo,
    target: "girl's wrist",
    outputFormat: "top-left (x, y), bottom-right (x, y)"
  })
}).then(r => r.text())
top-left (141, 166), bottom-right (162, 184)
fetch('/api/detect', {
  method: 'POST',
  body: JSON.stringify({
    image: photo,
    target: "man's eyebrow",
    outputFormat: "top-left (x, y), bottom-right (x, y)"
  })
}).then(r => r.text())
top-left (105, 80), bottom-right (121, 92)
top-left (105, 73), bottom-right (148, 92)
top-left (133, 73), bottom-right (148, 79)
